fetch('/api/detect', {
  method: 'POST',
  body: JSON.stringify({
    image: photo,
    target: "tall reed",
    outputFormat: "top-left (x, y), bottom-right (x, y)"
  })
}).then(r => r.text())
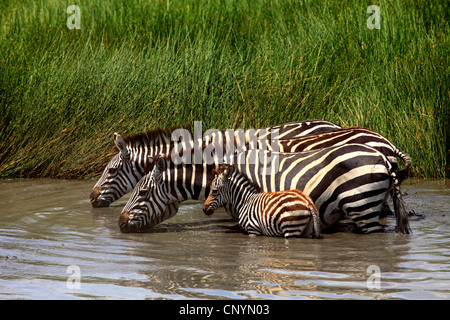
top-left (0, 0), bottom-right (448, 179)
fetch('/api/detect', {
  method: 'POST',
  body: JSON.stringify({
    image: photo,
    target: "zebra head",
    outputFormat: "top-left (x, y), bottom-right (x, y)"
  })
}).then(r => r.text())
top-left (118, 155), bottom-right (172, 233)
top-left (90, 133), bottom-right (140, 207)
top-left (203, 164), bottom-right (235, 216)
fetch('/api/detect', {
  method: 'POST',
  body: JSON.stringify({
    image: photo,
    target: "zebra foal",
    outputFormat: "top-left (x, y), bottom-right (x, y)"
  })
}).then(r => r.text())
top-left (203, 164), bottom-right (322, 239)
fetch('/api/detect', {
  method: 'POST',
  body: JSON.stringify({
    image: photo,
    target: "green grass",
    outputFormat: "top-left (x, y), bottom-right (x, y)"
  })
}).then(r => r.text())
top-left (0, 0), bottom-right (448, 179)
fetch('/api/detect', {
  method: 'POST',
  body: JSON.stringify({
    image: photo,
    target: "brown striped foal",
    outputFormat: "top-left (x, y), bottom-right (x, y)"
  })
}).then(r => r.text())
top-left (203, 164), bottom-right (322, 239)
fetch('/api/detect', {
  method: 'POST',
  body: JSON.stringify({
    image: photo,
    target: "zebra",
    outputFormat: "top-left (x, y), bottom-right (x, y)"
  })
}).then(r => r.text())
top-left (265, 126), bottom-right (411, 183)
top-left (119, 155), bottom-right (178, 230)
top-left (202, 164), bottom-right (322, 239)
top-left (90, 120), bottom-right (341, 207)
top-left (241, 125), bottom-right (411, 216)
top-left (119, 144), bottom-right (411, 234)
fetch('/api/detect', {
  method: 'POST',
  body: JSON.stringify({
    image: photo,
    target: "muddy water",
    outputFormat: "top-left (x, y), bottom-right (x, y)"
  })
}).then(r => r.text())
top-left (0, 179), bottom-right (449, 299)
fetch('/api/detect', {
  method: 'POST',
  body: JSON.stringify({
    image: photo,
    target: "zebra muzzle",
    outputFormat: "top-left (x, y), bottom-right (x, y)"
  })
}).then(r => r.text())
top-left (118, 211), bottom-right (139, 233)
top-left (203, 205), bottom-right (216, 216)
top-left (90, 187), bottom-right (111, 208)
top-left (118, 211), bottom-right (151, 233)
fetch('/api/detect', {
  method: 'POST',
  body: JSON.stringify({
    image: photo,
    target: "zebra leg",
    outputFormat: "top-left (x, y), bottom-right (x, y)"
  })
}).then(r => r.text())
top-left (280, 214), bottom-right (309, 238)
top-left (282, 222), bottom-right (307, 238)
top-left (309, 206), bottom-right (323, 239)
top-left (238, 215), bottom-right (261, 236)
top-left (380, 202), bottom-right (394, 217)
top-left (245, 221), bottom-right (263, 236)
top-left (346, 205), bottom-right (384, 234)
top-left (380, 179), bottom-right (395, 218)
top-left (247, 229), bottom-right (262, 237)
top-left (279, 208), bottom-right (323, 239)
top-left (224, 202), bottom-right (239, 220)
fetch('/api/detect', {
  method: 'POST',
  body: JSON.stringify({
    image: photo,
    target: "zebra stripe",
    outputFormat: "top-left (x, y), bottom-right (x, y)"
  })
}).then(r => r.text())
top-left (264, 126), bottom-right (411, 178)
top-left (217, 126), bottom-right (410, 219)
top-left (119, 144), bottom-right (410, 234)
top-left (90, 130), bottom-right (173, 207)
top-left (202, 165), bottom-right (322, 238)
top-left (119, 156), bottom-right (179, 231)
top-left (91, 120), bottom-right (341, 207)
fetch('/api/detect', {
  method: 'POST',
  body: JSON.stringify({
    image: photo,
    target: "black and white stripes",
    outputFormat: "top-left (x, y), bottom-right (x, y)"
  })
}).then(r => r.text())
top-left (119, 144), bottom-right (410, 234)
top-left (119, 156), bottom-right (179, 232)
top-left (90, 130), bottom-right (173, 207)
top-left (202, 164), bottom-right (322, 238)
top-left (90, 120), bottom-right (341, 207)
top-left (91, 120), bottom-right (412, 235)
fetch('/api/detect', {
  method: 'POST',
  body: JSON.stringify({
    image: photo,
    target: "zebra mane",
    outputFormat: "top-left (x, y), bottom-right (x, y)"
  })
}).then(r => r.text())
top-left (122, 124), bottom-right (192, 147)
top-left (214, 164), bottom-right (262, 193)
top-left (235, 170), bottom-right (263, 193)
top-left (143, 161), bottom-right (155, 174)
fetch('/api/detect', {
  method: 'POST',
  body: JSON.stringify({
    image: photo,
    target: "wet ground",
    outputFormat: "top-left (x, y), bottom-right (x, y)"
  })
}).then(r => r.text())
top-left (0, 179), bottom-right (449, 299)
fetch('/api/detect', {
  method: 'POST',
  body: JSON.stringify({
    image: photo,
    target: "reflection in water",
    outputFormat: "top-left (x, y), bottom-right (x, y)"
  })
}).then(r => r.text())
top-left (0, 179), bottom-right (449, 299)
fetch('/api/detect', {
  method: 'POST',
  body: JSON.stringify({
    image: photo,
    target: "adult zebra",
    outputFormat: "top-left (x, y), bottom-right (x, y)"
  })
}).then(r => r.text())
top-left (242, 125), bottom-right (411, 216)
top-left (90, 120), bottom-right (341, 207)
top-left (120, 155), bottom-right (178, 227)
top-left (119, 144), bottom-right (411, 234)
top-left (203, 164), bottom-right (322, 239)
top-left (266, 126), bottom-right (411, 183)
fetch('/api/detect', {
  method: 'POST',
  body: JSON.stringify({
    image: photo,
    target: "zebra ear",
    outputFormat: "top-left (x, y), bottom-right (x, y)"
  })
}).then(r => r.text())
top-left (214, 165), bottom-right (226, 176)
top-left (114, 132), bottom-right (129, 158)
top-left (143, 157), bottom-right (155, 174)
top-left (223, 165), bottom-right (234, 177)
top-left (155, 156), bottom-right (167, 174)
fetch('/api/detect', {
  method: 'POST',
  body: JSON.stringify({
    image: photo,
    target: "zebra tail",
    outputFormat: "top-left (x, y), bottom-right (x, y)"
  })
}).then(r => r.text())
top-left (310, 206), bottom-right (323, 239)
top-left (391, 172), bottom-right (411, 234)
top-left (395, 150), bottom-right (412, 185)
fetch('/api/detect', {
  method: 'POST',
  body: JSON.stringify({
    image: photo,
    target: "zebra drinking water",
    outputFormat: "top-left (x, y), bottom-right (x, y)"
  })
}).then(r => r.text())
top-left (91, 123), bottom-right (410, 215)
top-left (202, 164), bottom-right (322, 239)
top-left (90, 120), bottom-right (341, 207)
top-left (120, 155), bottom-right (177, 229)
top-left (119, 144), bottom-right (410, 234)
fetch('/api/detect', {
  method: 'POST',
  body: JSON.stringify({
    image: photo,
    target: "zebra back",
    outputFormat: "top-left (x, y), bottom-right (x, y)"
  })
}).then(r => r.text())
top-left (266, 126), bottom-right (411, 180)
top-left (91, 120), bottom-right (341, 207)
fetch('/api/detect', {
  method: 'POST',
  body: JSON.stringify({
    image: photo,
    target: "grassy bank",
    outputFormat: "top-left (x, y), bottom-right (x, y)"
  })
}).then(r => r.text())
top-left (0, 0), bottom-right (448, 179)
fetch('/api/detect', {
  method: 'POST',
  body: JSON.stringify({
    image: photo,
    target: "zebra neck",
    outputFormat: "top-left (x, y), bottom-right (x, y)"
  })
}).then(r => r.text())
top-left (126, 131), bottom-right (195, 179)
top-left (126, 136), bottom-right (173, 164)
top-left (165, 161), bottom-right (217, 202)
top-left (228, 172), bottom-right (261, 213)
